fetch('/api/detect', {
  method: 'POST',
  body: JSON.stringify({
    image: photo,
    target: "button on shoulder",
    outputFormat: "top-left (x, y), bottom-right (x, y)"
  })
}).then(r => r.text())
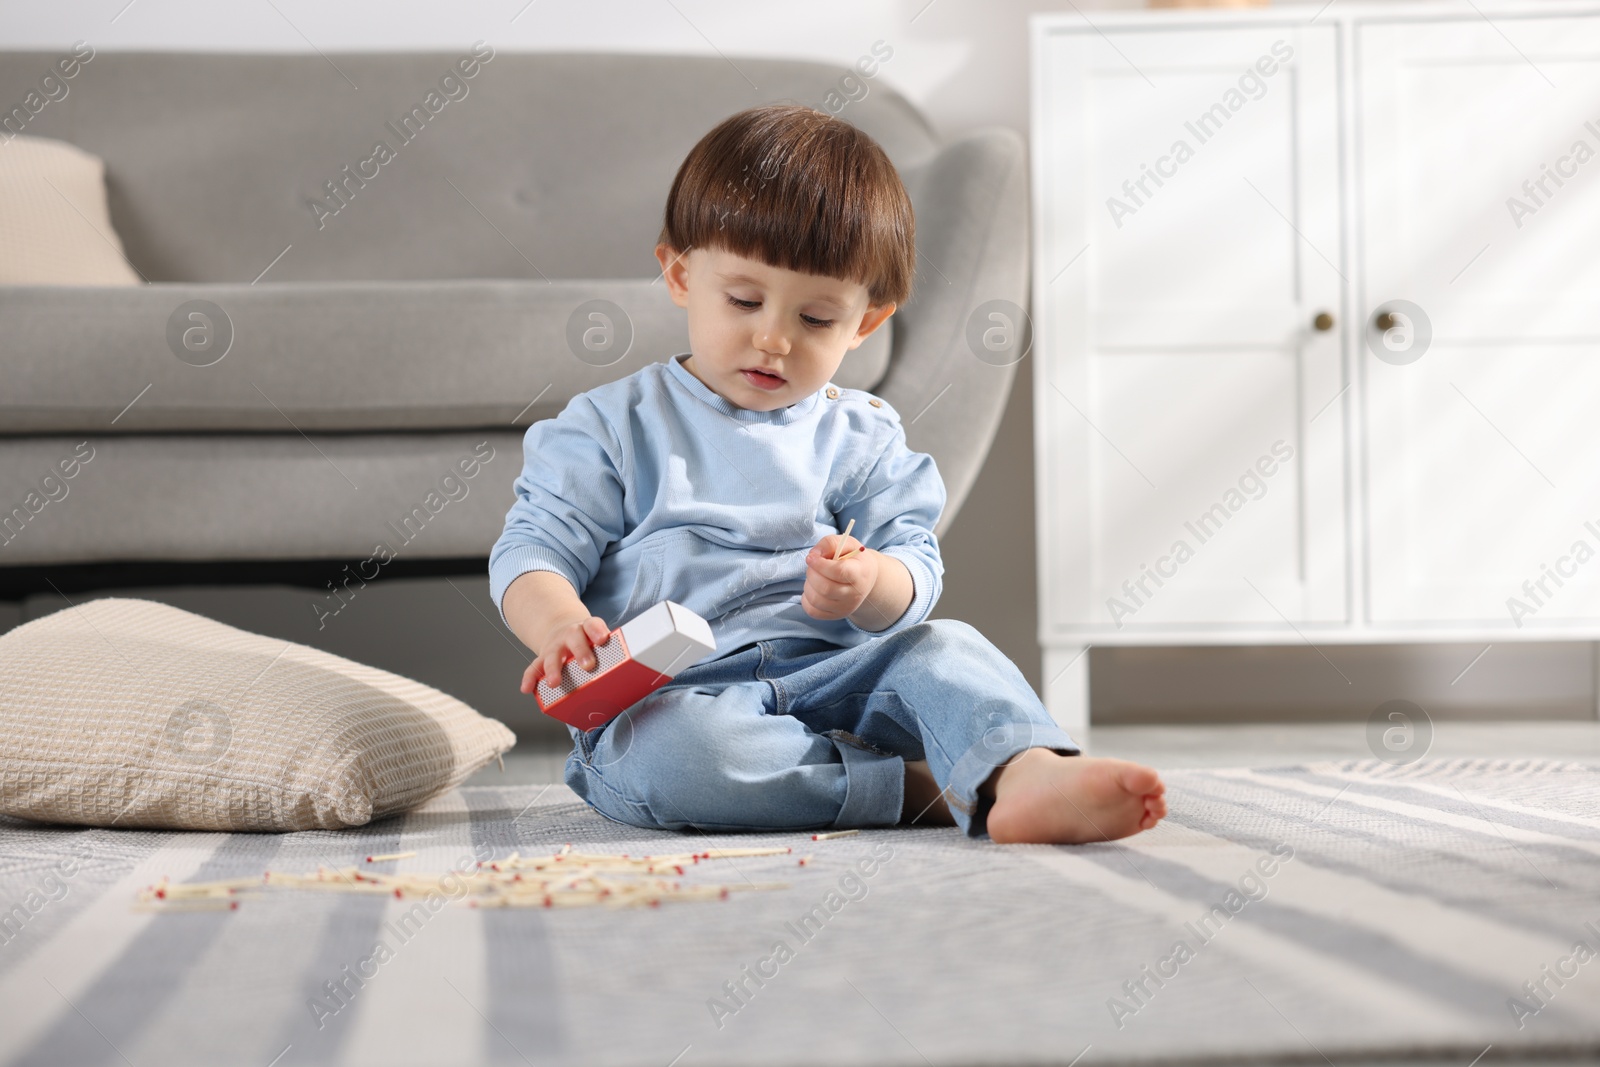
top-left (823, 385), bottom-right (901, 424)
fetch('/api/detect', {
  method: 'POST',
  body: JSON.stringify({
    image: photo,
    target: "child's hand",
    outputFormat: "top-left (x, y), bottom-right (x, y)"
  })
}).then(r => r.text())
top-left (802, 533), bottom-right (880, 621)
top-left (522, 614), bottom-right (613, 694)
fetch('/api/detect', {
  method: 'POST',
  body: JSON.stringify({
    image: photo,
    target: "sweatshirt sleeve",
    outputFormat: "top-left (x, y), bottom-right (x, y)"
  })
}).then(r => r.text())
top-left (838, 416), bottom-right (946, 637)
top-left (488, 396), bottom-right (627, 629)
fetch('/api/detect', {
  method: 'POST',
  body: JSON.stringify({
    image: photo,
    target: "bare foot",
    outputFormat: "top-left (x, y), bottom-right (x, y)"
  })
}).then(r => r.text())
top-left (982, 748), bottom-right (1166, 844)
top-left (900, 759), bottom-right (955, 826)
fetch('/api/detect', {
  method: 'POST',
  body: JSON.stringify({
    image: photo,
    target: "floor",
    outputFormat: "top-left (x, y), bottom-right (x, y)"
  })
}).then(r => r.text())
top-left (459, 721), bottom-right (1600, 1067)
top-left (465, 720), bottom-right (1600, 787)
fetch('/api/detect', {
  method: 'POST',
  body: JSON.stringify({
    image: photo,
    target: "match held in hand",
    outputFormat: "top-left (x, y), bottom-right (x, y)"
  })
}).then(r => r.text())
top-left (833, 517), bottom-right (863, 561)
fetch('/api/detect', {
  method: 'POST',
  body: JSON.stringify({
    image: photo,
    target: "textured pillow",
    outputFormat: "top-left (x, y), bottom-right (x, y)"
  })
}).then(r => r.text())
top-left (0, 597), bottom-right (516, 831)
top-left (0, 134), bottom-right (143, 285)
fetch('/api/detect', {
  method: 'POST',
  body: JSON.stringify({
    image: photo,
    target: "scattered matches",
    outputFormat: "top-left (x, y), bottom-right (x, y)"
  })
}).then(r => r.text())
top-left (132, 843), bottom-right (810, 912)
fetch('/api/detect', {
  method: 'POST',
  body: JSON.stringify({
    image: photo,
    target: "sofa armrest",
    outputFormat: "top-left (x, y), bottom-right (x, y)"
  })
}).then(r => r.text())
top-left (877, 127), bottom-right (1030, 540)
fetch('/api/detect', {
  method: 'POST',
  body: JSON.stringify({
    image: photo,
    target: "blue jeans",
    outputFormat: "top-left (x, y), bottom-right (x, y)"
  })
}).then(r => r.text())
top-left (562, 618), bottom-right (1081, 838)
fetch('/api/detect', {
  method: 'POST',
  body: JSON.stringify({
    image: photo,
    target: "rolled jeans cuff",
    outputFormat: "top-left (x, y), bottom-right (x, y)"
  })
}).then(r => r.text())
top-left (943, 723), bottom-right (1083, 838)
top-left (829, 737), bottom-right (905, 829)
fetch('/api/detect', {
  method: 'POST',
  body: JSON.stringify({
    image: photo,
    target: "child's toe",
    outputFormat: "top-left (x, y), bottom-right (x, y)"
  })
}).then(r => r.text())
top-left (1117, 763), bottom-right (1163, 797)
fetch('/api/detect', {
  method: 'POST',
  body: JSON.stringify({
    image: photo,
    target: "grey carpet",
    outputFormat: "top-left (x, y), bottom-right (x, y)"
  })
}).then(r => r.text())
top-left (2, 758), bottom-right (1599, 1066)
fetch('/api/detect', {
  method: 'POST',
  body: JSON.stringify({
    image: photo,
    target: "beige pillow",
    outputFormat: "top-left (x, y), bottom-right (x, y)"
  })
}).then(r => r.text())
top-left (0, 134), bottom-right (143, 285)
top-left (0, 597), bottom-right (516, 831)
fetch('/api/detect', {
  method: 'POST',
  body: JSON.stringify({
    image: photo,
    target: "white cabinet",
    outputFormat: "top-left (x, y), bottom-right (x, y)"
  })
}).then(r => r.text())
top-left (1030, 2), bottom-right (1600, 743)
top-left (1358, 14), bottom-right (1600, 626)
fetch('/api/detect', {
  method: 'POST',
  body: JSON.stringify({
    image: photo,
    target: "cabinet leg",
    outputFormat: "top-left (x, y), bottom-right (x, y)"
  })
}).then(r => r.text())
top-left (1593, 642), bottom-right (1600, 721)
top-left (1042, 644), bottom-right (1091, 753)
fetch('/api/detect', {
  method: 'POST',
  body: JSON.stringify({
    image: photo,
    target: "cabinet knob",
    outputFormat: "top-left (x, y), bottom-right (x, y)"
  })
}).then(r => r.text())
top-left (1312, 311), bottom-right (1335, 332)
top-left (1374, 311), bottom-right (1400, 331)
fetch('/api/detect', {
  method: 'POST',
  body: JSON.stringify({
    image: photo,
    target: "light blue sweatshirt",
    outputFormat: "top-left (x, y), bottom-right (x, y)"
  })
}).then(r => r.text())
top-left (488, 351), bottom-right (945, 665)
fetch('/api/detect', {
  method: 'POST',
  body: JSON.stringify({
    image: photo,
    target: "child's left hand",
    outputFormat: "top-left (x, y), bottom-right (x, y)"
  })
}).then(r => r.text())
top-left (802, 532), bottom-right (879, 620)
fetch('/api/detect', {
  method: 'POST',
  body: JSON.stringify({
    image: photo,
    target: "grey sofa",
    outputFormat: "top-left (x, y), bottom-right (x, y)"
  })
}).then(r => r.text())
top-left (0, 49), bottom-right (1029, 599)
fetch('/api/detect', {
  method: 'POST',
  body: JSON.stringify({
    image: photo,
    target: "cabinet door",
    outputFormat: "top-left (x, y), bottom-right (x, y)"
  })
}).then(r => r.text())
top-left (1360, 12), bottom-right (1600, 628)
top-left (1034, 21), bottom-right (1347, 635)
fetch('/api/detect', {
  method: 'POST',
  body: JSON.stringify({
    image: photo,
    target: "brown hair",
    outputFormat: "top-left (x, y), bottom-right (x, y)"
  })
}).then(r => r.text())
top-left (657, 103), bottom-right (915, 309)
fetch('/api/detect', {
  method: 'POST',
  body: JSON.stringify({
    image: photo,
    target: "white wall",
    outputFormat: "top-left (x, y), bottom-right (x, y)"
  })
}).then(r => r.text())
top-left (7, 0), bottom-right (1586, 732)
top-left (0, 0), bottom-right (1166, 142)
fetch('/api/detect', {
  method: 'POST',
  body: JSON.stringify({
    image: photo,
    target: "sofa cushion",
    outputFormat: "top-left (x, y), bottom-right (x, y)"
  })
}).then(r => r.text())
top-left (0, 279), bottom-right (892, 432)
top-left (0, 597), bottom-right (516, 831)
top-left (0, 135), bottom-right (142, 286)
top-left (0, 51), bottom-right (939, 284)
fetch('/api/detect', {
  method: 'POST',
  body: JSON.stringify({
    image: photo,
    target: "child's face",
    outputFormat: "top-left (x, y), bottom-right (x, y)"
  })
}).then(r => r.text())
top-left (654, 243), bottom-right (896, 412)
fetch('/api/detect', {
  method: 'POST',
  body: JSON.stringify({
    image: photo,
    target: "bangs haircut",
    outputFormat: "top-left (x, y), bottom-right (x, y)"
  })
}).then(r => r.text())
top-left (658, 103), bottom-right (915, 309)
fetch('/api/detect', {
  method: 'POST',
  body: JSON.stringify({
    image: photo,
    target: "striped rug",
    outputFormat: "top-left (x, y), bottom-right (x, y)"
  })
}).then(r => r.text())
top-left (2, 758), bottom-right (1598, 1066)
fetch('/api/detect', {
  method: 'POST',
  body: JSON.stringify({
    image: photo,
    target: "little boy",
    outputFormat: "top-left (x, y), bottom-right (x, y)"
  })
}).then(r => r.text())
top-left (489, 103), bottom-right (1166, 843)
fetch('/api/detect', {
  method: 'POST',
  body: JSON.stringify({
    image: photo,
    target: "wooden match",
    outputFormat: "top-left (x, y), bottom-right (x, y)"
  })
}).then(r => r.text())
top-left (834, 518), bottom-right (863, 561)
